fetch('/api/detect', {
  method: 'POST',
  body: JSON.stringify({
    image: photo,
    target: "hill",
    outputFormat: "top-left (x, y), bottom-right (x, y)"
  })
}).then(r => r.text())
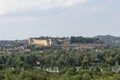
top-left (95, 35), bottom-right (120, 48)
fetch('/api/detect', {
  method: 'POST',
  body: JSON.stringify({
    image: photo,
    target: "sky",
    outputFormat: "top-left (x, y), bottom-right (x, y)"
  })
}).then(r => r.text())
top-left (0, 0), bottom-right (120, 40)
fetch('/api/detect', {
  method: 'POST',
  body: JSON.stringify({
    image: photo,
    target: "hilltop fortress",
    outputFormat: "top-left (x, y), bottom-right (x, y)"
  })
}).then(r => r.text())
top-left (28, 37), bottom-right (106, 50)
top-left (29, 38), bottom-right (52, 46)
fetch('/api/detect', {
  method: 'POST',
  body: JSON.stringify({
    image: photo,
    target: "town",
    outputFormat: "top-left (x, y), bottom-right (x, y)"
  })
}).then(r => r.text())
top-left (0, 36), bottom-right (108, 53)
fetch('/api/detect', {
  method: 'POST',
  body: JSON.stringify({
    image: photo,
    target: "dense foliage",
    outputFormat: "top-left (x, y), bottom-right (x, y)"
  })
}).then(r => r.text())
top-left (0, 48), bottom-right (120, 79)
top-left (70, 36), bottom-right (102, 43)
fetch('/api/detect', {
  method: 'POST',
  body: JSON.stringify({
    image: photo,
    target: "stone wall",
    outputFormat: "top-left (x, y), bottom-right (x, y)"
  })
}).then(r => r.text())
top-left (29, 38), bottom-right (52, 46)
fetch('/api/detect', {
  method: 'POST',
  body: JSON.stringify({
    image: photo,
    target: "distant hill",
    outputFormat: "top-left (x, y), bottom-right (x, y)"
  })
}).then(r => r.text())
top-left (1, 35), bottom-right (120, 49)
top-left (94, 35), bottom-right (120, 41)
top-left (94, 35), bottom-right (120, 48)
top-left (0, 40), bottom-right (28, 47)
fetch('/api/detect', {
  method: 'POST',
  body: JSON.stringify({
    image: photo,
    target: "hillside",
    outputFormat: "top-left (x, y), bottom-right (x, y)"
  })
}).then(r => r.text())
top-left (0, 40), bottom-right (28, 47)
top-left (95, 35), bottom-right (120, 48)
top-left (94, 35), bottom-right (120, 41)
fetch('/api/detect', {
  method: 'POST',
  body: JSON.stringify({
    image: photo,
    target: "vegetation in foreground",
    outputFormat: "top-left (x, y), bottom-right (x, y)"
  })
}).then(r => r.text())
top-left (0, 48), bottom-right (120, 80)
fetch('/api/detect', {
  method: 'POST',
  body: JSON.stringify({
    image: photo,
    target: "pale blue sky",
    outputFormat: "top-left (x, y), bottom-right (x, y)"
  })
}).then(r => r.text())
top-left (0, 0), bottom-right (120, 40)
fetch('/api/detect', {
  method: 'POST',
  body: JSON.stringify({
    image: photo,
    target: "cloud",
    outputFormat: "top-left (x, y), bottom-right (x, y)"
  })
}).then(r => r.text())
top-left (0, 0), bottom-right (87, 15)
top-left (0, 16), bottom-right (37, 23)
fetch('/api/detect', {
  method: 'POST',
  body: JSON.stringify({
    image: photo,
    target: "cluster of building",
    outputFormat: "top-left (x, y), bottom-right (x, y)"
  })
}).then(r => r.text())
top-left (0, 37), bottom-right (106, 53)
top-left (28, 37), bottom-right (106, 50)
top-left (60, 43), bottom-right (106, 50)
